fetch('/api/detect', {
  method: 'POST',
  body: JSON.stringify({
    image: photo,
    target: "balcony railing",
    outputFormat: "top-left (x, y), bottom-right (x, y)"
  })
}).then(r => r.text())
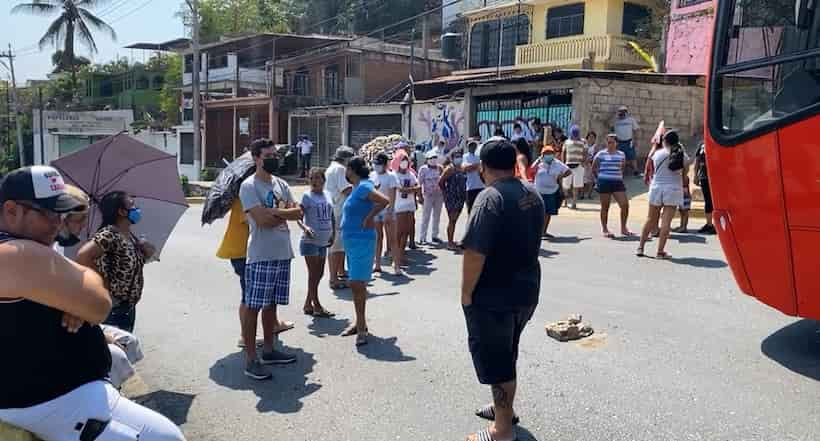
top-left (515, 34), bottom-right (648, 70)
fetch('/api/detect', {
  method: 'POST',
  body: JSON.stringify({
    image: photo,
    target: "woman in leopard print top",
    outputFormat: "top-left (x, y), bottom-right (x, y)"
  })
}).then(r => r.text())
top-left (78, 192), bottom-right (156, 333)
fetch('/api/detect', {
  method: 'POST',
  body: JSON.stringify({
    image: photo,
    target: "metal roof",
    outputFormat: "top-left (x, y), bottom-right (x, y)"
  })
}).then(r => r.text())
top-left (124, 38), bottom-right (192, 51)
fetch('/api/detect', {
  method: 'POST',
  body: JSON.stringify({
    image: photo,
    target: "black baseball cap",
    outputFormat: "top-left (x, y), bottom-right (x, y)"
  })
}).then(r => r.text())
top-left (480, 140), bottom-right (516, 171)
top-left (0, 166), bottom-right (84, 213)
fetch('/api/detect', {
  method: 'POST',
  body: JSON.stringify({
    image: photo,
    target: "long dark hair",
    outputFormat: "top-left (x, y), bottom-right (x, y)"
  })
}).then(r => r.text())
top-left (347, 156), bottom-right (370, 180)
top-left (514, 137), bottom-right (532, 165)
top-left (99, 191), bottom-right (129, 227)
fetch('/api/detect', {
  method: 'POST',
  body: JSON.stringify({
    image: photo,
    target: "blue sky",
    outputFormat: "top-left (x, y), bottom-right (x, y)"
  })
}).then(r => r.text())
top-left (0, 0), bottom-right (185, 81)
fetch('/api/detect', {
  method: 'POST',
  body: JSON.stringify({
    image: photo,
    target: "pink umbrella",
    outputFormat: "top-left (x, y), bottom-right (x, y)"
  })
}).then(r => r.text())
top-left (52, 133), bottom-right (188, 256)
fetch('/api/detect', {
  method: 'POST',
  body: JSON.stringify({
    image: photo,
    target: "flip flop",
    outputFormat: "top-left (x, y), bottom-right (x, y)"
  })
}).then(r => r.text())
top-left (329, 281), bottom-right (348, 290)
top-left (373, 267), bottom-right (384, 274)
top-left (621, 231), bottom-right (636, 237)
top-left (475, 404), bottom-right (520, 425)
top-left (274, 321), bottom-right (295, 335)
top-left (356, 331), bottom-right (369, 346)
top-left (603, 232), bottom-right (616, 239)
top-left (342, 325), bottom-right (368, 337)
top-left (636, 247), bottom-right (646, 257)
top-left (466, 428), bottom-right (518, 441)
top-left (313, 308), bottom-right (335, 318)
top-left (656, 252), bottom-right (672, 260)
top-left (303, 308), bottom-right (315, 316)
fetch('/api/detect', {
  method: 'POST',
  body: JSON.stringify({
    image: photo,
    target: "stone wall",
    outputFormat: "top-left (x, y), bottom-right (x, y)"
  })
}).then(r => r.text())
top-left (572, 77), bottom-right (705, 158)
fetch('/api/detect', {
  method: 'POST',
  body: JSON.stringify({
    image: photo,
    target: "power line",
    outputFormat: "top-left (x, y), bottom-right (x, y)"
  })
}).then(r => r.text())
top-left (109, 0), bottom-right (157, 24)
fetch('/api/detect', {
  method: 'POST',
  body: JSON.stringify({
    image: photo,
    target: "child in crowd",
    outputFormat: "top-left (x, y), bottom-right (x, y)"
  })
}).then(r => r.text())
top-left (299, 168), bottom-right (335, 317)
top-left (583, 131), bottom-right (601, 200)
top-left (676, 172), bottom-right (692, 233)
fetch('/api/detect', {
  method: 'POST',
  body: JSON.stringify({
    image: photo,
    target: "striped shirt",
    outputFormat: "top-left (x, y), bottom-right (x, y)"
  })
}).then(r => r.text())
top-left (595, 150), bottom-right (626, 181)
top-left (564, 139), bottom-right (586, 165)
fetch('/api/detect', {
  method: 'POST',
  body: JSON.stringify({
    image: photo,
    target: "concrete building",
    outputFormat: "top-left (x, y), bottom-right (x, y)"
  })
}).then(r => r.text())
top-left (666, 0), bottom-right (716, 74)
top-left (33, 110), bottom-right (135, 165)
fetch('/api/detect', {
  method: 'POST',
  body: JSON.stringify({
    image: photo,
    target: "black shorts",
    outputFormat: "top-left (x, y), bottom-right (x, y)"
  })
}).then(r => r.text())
top-left (463, 304), bottom-right (536, 385)
top-left (466, 189), bottom-right (483, 213)
top-left (597, 179), bottom-right (626, 194)
top-left (701, 180), bottom-right (713, 214)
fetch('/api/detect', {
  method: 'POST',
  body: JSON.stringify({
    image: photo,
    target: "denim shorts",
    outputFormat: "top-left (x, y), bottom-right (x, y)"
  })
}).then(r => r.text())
top-left (300, 240), bottom-right (329, 257)
top-left (374, 208), bottom-right (395, 223)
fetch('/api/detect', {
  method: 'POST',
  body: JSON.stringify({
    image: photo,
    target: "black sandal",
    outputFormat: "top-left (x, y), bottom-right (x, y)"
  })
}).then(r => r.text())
top-left (475, 404), bottom-right (520, 425)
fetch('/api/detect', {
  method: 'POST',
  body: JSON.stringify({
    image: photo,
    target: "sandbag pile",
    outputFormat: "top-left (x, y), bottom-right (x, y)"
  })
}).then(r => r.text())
top-left (360, 134), bottom-right (410, 162)
top-left (545, 315), bottom-right (594, 342)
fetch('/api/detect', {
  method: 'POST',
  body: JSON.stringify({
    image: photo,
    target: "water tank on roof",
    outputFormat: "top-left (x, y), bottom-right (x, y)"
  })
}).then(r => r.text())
top-left (441, 33), bottom-right (462, 60)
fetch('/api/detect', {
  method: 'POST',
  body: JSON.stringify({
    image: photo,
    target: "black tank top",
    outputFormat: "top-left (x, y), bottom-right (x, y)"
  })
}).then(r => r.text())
top-left (0, 232), bottom-right (112, 409)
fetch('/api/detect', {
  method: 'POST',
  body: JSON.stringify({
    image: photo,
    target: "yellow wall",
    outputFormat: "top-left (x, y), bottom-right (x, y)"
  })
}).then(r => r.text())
top-left (529, 0), bottom-right (636, 43)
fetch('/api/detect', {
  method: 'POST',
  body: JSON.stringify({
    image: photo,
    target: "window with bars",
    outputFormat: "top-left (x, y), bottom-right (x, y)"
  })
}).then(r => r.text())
top-left (293, 68), bottom-right (311, 96)
top-left (623, 2), bottom-right (651, 36)
top-left (324, 65), bottom-right (341, 100)
top-left (547, 4), bottom-right (585, 39)
top-left (468, 14), bottom-right (530, 69)
top-left (678, 0), bottom-right (711, 8)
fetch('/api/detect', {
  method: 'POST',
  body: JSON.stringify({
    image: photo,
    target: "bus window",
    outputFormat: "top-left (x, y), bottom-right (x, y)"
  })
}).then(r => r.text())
top-left (712, 0), bottom-right (820, 139)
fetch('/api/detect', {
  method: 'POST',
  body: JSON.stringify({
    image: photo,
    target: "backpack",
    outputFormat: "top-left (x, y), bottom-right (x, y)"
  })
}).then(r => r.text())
top-left (668, 144), bottom-right (685, 172)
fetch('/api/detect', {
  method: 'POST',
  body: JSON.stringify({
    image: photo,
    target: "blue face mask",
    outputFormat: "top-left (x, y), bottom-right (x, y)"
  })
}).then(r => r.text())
top-left (543, 154), bottom-right (555, 163)
top-left (127, 207), bottom-right (142, 225)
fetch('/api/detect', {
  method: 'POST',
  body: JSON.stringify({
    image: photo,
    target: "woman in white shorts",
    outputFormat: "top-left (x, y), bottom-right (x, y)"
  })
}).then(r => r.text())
top-left (638, 130), bottom-right (688, 259)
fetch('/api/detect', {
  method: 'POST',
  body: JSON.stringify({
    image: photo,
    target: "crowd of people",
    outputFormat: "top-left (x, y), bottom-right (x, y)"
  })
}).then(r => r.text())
top-left (0, 103), bottom-right (717, 440)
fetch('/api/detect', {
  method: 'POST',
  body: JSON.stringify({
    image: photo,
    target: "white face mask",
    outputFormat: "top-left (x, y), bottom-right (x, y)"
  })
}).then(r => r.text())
top-left (453, 158), bottom-right (463, 167)
top-left (400, 160), bottom-right (409, 170)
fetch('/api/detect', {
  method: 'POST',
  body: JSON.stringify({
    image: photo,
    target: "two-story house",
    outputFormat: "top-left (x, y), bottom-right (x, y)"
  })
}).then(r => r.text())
top-left (176, 33), bottom-right (454, 169)
top-left (415, 0), bottom-right (706, 158)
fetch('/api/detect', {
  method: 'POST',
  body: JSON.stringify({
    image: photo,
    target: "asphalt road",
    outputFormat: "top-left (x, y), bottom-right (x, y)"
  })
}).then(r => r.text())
top-left (126, 194), bottom-right (820, 441)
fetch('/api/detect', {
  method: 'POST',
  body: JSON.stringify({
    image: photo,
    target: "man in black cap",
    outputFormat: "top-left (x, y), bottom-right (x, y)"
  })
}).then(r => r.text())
top-left (460, 141), bottom-right (544, 441)
top-left (0, 166), bottom-right (185, 440)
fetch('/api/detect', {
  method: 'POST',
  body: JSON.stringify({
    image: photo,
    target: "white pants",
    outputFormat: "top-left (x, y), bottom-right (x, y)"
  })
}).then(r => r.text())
top-left (418, 192), bottom-right (443, 242)
top-left (0, 381), bottom-right (185, 441)
top-left (563, 165), bottom-right (586, 189)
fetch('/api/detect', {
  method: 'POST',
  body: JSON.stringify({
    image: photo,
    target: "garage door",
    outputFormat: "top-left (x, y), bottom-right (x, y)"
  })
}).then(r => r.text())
top-left (347, 114), bottom-right (403, 150)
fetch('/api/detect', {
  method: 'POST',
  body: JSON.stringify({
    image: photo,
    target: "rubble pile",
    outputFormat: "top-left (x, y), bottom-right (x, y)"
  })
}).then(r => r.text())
top-left (545, 314), bottom-right (595, 342)
top-left (359, 134), bottom-right (410, 162)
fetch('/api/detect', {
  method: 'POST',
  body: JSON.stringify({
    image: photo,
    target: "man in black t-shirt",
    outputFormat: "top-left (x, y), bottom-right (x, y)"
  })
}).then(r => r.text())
top-left (694, 143), bottom-right (716, 235)
top-left (0, 166), bottom-right (185, 441)
top-left (461, 141), bottom-right (544, 441)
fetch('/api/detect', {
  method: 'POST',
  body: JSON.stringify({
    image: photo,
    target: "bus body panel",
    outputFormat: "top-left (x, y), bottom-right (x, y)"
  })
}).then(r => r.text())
top-left (779, 117), bottom-right (820, 319)
top-left (705, 131), bottom-right (798, 316)
top-left (790, 230), bottom-right (820, 319)
top-left (778, 117), bottom-right (820, 228)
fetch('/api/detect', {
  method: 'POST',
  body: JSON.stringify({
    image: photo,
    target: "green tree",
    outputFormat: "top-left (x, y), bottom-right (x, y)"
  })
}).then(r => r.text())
top-left (51, 50), bottom-right (91, 74)
top-left (12, 0), bottom-right (117, 91)
top-left (159, 54), bottom-right (183, 127)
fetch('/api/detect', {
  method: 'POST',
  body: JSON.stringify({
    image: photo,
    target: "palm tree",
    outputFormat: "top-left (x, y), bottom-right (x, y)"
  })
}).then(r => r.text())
top-left (12, 0), bottom-right (117, 88)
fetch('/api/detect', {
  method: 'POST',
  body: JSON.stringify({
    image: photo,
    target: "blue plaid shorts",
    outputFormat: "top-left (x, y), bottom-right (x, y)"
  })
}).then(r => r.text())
top-left (244, 260), bottom-right (291, 309)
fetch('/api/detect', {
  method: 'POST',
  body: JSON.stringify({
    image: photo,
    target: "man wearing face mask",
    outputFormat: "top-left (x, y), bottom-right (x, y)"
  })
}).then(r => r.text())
top-left (325, 146), bottom-right (356, 290)
top-left (237, 139), bottom-right (304, 380)
top-left (463, 140), bottom-right (485, 214)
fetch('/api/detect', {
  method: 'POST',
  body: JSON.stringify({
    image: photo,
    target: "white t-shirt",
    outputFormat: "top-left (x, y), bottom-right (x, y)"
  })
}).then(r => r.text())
top-left (393, 171), bottom-right (418, 213)
top-left (651, 147), bottom-right (689, 188)
top-left (463, 151), bottom-right (485, 191)
top-left (534, 159), bottom-right (570, 195)
top-left (324, 161), bottom-right (351, 206)
top-left (613, 116), bottom-right (640, 141)
top-left (298, 140), bottom-right (313, 155)
top-left (370, 171), bottom-right (399, 200)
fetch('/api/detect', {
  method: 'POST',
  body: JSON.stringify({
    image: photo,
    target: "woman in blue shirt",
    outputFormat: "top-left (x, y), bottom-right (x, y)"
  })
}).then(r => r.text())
top-left (341, 157), bottom-right (389, 346)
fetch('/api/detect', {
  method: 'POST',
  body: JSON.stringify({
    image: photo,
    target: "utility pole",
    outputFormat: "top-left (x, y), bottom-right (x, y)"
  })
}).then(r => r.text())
top-left (187, 0), bottom-right (203, 174)
top-left (408, 27), bottom-right (416, 141)
top-left (1, 45), bottom-right (25, 167)
top-left (38, 87), bottom-right (45, 164)
top-left (422, 14), bottom-right (430, 80)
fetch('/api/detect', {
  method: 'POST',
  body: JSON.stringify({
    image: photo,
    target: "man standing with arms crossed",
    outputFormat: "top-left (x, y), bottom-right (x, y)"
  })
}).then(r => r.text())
top-left (239, 140), bottom-right (303, 380)
top-left (461, 140), bottom-right (544, 441)
top-left (297, 135), bottom-right (313, 178)
top-left (462, 139), bottom-right (485, 214)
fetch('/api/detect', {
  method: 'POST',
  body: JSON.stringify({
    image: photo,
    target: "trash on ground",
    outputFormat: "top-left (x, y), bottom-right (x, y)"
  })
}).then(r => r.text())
top-left (545, 314), bottom-right (595, 342)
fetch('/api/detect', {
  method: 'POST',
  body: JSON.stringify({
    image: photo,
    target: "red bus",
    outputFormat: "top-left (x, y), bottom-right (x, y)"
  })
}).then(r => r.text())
top-left (707, 0), bottom-right (820, 320)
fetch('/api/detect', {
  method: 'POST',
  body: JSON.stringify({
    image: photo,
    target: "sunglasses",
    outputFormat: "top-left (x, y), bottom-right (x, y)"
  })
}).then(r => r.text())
top-left (16, 201), bottom-right (61, 221)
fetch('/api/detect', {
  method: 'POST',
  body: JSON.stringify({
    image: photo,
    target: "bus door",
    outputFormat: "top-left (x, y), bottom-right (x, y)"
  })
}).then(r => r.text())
top-left (710, 0), bottom-right (820, 317)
